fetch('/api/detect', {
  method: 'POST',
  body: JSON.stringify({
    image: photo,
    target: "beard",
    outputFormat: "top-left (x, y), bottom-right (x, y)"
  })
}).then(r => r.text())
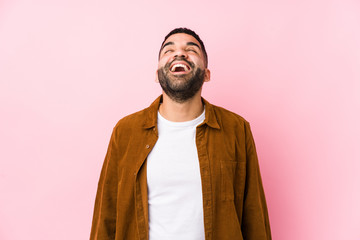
top-left (157, 58), bottom-right (205, 103)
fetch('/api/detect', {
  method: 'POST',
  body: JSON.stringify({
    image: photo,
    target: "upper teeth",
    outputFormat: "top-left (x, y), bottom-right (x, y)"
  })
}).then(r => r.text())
top-left (171, 63), bottom-right (189, 72)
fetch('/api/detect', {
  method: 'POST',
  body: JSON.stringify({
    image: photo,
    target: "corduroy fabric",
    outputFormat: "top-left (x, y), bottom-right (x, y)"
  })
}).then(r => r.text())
top-left (90, 95), bottom-right (272, 240)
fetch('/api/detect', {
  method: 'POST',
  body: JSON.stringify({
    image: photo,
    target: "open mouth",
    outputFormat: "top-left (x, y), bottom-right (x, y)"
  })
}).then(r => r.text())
top-left (169, 62), bottom-right (191, 73)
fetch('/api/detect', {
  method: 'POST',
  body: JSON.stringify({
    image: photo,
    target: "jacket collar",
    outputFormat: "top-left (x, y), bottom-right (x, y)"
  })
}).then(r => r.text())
top-left (143, 95), bottom-right (220, 129)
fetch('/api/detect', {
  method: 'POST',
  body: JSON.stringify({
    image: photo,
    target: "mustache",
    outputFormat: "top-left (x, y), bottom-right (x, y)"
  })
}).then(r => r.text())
top-left (165, 57), bottom-right (194, 69)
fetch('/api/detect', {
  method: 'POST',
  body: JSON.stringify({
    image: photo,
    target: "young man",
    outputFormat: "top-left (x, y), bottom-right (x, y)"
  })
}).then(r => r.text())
top-left (90, 28), bottom-right (271, 240)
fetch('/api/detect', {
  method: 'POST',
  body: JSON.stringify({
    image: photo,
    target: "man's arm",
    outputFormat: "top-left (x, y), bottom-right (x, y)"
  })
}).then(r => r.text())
top-left (90, 130), bottom-right (118, 240)
top-left (240, 122), bottom-right (272, 240)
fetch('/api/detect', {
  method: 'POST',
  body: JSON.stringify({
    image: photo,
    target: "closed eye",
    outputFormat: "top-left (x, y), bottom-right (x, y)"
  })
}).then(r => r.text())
top-left (164, 49), bottom-right (174, 54)
top-left (186, 48), bottom-right (198, 53)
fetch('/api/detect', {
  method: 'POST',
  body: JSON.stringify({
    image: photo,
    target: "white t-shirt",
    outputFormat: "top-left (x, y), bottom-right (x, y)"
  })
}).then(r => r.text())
top-left (147, 109), bottom-right (206, 240)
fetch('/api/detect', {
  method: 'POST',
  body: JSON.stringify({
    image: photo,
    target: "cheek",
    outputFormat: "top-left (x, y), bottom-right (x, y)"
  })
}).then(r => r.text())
top-left (159, 56), bottom-right (171, 65)
top-left (194, 61), bottom-right (205, 69)
top-left (158, 61), bottom-right (168, 70)
top-left (189, 56), bottom-right (205, 68)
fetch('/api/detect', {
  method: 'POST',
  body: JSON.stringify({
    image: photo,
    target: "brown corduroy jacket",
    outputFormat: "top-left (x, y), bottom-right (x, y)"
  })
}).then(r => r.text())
top-left (90, 95), bottom-right (271, 240)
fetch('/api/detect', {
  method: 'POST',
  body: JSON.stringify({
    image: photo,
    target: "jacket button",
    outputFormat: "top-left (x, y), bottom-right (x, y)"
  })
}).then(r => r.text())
top-left (146, 144), bottom-right (150, 148)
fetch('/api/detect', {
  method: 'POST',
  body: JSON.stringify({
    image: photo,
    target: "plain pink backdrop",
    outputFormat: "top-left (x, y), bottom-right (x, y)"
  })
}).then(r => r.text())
top-left (1, 0), bottom-right (359, 239)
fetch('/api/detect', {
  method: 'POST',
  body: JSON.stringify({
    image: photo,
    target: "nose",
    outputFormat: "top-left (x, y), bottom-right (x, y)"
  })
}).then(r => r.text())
top-left (173, 48), bottom-right (188, 59)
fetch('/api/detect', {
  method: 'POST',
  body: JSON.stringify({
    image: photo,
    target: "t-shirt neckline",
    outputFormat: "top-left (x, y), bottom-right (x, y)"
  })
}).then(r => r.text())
top-left (157, 108), bottom-right (205, 127)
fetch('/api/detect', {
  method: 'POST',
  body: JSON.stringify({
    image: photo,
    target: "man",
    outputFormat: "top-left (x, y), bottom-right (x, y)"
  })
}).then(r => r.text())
top-left (90, 28), bottom-right (271, 240)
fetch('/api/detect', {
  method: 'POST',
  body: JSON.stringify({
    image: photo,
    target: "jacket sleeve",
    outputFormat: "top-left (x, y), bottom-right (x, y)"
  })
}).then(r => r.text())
top-left (90, 129), bottom-right (119, 240)
top-left (241, 122), bottom-right (272, 240)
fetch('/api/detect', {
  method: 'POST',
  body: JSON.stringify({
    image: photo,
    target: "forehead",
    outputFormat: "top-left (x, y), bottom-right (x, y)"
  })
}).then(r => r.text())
top-left (162, 33), bottom-right (201, 48)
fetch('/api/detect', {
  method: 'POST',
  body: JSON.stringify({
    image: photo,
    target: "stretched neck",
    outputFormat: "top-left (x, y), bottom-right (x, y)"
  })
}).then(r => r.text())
top-left (159, 92), bottom-right (204, 122)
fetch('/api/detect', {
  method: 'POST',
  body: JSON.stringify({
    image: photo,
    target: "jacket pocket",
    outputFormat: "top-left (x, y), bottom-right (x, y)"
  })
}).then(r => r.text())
top-left (220, 160), bottom-right (238, 201)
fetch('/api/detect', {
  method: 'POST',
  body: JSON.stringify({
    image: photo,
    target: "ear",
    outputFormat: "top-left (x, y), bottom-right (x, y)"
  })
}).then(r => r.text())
top-left (155, 69), bottom-right (159, 83)
top-left (204, 69), bottom-right (211, 82)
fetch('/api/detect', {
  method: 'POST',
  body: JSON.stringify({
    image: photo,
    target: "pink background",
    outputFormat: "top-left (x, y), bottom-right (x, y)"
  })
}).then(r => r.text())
top-left (1, 0), bottom-right (359, 239)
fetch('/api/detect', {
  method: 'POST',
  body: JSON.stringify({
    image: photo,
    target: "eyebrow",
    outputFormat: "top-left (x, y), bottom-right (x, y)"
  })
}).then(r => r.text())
top-left (160, 41), bottom-right (201, 52)
top-left (186, 42), bottom-right (201, 49)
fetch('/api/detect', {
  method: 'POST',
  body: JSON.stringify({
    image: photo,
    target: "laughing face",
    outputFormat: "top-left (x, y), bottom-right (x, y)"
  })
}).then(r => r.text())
top-left (157, 33), bottom-right (210, 103)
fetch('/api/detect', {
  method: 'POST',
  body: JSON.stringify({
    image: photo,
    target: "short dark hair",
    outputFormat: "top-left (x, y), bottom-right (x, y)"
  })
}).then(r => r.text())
top-left (159, 27), bottom-right (208, 67)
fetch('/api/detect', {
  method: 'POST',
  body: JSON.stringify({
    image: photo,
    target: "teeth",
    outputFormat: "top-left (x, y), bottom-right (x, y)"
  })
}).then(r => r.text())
top-left (171, 63), bottom-right (189, 72)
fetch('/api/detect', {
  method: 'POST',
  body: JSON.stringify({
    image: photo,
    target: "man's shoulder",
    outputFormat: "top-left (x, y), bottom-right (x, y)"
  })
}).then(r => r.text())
top-left (208, 103), bottom-right (253, 141)
top-left (209, 102), bottom-right (249, 127)
top-left (113, 107), bottom-right (149, 131)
